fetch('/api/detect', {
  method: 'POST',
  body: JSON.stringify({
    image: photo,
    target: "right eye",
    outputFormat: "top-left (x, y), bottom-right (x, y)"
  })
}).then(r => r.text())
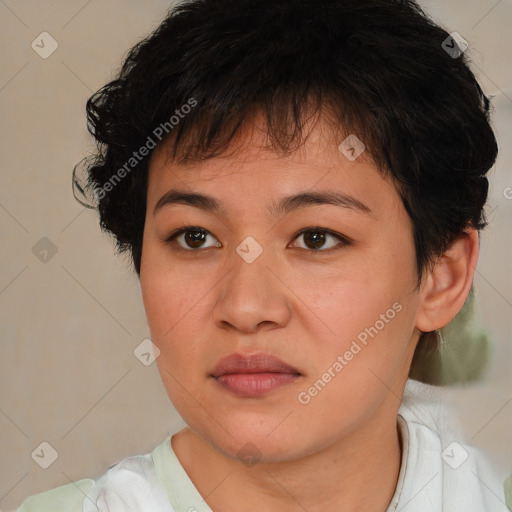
top-left (165, 226), bottom-right (222, 251)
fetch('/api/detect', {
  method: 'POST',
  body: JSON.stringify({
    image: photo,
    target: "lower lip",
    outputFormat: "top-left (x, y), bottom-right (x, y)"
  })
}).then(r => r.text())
top-left (215, 372), bottom-right (300, 397)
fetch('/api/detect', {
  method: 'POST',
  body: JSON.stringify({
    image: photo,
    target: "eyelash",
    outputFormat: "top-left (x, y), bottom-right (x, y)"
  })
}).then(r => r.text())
top-left (164, 226), bottom-right (352, 254)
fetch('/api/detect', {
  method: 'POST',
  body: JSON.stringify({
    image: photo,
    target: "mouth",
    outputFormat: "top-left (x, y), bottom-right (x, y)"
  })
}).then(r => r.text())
top-left (211, 352), bottom-right (302, 397)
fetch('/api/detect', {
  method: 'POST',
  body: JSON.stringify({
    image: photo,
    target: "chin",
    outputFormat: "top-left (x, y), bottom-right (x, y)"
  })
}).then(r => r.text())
top-left (192, 418), bottom-right (319, 466)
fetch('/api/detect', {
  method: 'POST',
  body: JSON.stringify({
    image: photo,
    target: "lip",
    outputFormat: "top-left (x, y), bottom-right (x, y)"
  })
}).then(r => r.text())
top-left (211, 353), bottom-right (302, 397)
top-left (212, 352), bottom-right (301, 377)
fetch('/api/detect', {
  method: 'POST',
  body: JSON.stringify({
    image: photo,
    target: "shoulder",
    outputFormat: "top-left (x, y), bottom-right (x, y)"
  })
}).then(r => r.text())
top-left (15, 443), bottom-right (175, 512)
top-left (13, 458), bottom-right (169, 512)
top-left (398, 379), bottom-right (511, 511)
top-left (81, 453), bottom-right (173, 511)
top-left (15, 478), bottom-right (95, 512)
top-left (505, 473), bottom-right (512, 511)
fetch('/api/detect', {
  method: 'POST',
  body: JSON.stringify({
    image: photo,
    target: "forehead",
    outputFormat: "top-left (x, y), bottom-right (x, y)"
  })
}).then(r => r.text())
top-left (146, 115), bottom-right (399, 217)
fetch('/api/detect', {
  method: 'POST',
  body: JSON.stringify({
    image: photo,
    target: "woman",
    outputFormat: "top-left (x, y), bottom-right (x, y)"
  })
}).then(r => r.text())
top-left (15, 0), bottom-right (511, 510)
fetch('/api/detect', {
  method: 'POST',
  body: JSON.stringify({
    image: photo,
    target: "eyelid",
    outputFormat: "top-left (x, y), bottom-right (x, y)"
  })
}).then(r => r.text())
top-left (289, 227), bottom-right (353, 248)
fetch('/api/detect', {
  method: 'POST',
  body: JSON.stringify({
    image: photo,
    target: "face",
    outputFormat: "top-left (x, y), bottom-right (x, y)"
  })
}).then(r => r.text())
top-left (139, 116), bottom-right (423, 464)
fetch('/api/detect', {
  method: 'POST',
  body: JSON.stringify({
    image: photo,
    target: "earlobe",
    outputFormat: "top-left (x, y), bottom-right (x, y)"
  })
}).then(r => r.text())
top-left (415, 229), bottom-right (479, 333)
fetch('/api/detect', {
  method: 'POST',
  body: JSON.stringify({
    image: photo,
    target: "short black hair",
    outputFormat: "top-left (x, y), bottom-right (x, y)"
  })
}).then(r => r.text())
top-left (75, 0), bottom-right (497, 286)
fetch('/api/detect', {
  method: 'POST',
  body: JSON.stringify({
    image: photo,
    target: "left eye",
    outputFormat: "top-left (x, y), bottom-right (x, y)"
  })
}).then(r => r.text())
top-left (289, 228), bottom-right (349, 251)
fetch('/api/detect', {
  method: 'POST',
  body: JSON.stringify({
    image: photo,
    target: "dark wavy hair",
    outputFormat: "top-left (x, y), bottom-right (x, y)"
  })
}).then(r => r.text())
top-left (74, 0), bottom-right (497, 378)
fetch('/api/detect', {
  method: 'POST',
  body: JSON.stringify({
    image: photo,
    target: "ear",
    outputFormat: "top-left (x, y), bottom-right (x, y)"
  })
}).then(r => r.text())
top-left (415, 229), bottom-right (480, 333)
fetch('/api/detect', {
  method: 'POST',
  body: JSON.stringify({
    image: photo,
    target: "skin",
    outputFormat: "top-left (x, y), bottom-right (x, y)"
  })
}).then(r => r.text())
top-left (139, 114), bottom-right (479, 512)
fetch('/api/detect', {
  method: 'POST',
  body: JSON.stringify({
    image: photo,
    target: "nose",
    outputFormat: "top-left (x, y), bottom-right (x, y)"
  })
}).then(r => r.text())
top-left (211, 242), bottom-right (292, 335)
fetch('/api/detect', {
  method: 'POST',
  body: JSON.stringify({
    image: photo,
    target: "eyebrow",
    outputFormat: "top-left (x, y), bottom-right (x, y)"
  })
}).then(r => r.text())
top-left (153, 189), bottom-right (372, 217)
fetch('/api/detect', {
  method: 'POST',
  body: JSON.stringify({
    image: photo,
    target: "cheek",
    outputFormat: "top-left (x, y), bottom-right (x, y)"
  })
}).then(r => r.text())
top-left (140, 240), bottom-right (198, 336)
top-left (141, 276), bottom-right (204, 365)
top-left (299, 252), bottom-right (418, 382)
top-left (139, 246), bottom-right (213, 385)
top-left (303, 264), bottom-right (405, 336)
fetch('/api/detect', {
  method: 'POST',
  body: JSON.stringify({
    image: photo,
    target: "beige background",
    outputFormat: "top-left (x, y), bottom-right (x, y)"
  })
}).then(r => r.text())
top-left (1, 1), bottom-right (511, 510)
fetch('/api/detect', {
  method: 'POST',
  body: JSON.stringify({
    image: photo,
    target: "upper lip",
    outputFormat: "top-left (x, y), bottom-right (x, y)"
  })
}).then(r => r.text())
top-left (211, 353), bottom-right (301, 377)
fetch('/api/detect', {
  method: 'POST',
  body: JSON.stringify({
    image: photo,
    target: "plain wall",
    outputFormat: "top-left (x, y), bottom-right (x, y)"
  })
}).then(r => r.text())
top-left (1, 1), bottom-right (511, 510)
